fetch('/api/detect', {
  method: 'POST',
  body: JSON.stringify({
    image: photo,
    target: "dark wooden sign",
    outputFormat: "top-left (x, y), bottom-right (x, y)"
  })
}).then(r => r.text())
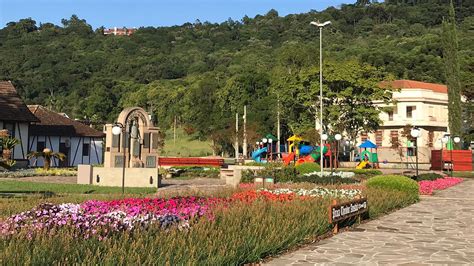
top-left (329, 198), bottom-right (368, 223)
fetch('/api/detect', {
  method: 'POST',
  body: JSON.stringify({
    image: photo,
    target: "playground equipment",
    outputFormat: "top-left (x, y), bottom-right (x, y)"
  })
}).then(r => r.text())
top-left (251, 147), bottom-right (268, 163)
top-left (282, 135), bottom-right (331, 166)
top-left (356, 140), bottom-right (379, 169)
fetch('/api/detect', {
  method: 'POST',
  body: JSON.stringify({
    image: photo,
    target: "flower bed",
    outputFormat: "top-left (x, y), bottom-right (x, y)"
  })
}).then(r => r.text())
top-left (0, 168), bottom-right (77, 178)
top-left (418, 177), bottom-right (463, 195)
top-left (260, 188), bottom-right (361, 198)
top-left (1, 197), bottom-right (224, 239)
top-left (1, 187), bottom-right (363, 240)
top-left (1, 181), bottom-right (420, 264)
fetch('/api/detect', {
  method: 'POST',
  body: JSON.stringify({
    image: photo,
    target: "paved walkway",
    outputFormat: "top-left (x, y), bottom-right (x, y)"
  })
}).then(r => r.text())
top-left (266, 179), bottom-right (474, 265)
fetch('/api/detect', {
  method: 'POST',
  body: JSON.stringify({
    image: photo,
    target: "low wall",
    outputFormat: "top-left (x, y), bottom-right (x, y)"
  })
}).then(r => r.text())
top-left (339, 161), bottom-right (431, 170)
top-left (78, 165), bottom-right (160, 188)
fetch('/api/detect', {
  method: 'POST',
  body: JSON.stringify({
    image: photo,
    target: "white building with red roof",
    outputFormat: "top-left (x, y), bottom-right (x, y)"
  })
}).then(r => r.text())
top-left (359, 79), bottom-right (450, 167)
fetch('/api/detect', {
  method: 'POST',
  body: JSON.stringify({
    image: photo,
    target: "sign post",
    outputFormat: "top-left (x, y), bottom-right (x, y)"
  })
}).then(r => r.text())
top-left (329, 197), bottom-right (368, 234)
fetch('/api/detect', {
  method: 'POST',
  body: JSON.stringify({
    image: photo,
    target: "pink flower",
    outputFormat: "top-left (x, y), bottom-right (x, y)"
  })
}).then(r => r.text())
top-left (419, 177), bottom-right (463, 195)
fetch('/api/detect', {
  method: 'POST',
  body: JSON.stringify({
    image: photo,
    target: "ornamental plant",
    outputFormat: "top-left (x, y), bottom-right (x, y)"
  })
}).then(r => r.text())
top-left (418, 177), bottom-right (463, 195)
top-left (27, 148), bottom-right (66, 170)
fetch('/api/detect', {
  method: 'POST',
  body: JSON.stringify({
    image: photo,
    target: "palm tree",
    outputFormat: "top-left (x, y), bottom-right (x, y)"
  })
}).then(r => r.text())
top-left (1, 136), bottom-right (20, 161)
top-left (28, 148), bottom-right (66, 170)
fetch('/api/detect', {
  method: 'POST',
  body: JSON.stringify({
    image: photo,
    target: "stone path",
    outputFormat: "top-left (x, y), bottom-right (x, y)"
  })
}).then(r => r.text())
top-left (266, 179), bottom-right (474, 265)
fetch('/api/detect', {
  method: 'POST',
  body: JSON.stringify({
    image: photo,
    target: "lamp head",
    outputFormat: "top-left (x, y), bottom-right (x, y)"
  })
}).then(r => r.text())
top-left (410, 127), bottom-right (421, 138)
top-left (262, 138), bottom-right (268, 144)
top-left (268, 139), bottom-right (273, 144)
top-left (322, 133), bottom-right (328, 141)
top-left (310, 21), bottom-right (331, 27)
top-left (453, 136), bottom-right (461, 143)
top-left (112, 125), bottom-right (122, 136)
top-left (335, 133), bottom-right (342, 141)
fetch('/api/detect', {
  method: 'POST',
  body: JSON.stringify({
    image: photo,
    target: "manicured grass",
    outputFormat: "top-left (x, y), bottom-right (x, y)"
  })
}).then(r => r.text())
top-left (162, 128), bottom-right (213, 157)
top-left (444, 171), bottom-right (474, 178)
top-left (0, 180), bottom-right (156, 195)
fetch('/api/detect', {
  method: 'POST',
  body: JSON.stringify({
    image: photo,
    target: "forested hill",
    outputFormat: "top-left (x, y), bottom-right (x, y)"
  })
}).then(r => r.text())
top-left (0, 0), bottom-right (472, 140)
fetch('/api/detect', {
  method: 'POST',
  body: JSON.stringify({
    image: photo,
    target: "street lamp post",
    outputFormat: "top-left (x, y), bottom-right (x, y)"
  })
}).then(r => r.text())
top-left (268, 138), bottom-right (273, 161)
top-left (410, 127), bottom-right (421, 178)
top-left (262, 138), bottom-right (268, 161)
top-left (321, 133), bottom-right (328, 174)
top-left (335, 133), bottom-right (342, 170)
top-left (310, 20), bottom-right (331, 178)
top-left (441, 134), bottom-right (449, 174)
top-left (453, 136), bottom-right (461, 176)
top-left (112, 122), bottom-right (126, 194)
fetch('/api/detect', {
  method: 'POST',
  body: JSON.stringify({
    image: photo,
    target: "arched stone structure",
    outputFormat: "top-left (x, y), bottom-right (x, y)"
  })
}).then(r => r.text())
top-left (103, 107), bottom-right (161, 168)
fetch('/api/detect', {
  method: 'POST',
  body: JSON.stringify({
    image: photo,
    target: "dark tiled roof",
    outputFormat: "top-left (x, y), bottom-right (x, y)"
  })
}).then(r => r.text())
top-left (28, 105), bottom-right (105, 138)
top-left (0, 81), bottom-right (39, 122)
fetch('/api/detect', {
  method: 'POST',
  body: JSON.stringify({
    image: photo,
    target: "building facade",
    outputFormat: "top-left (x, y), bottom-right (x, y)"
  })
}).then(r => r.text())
top-left (28, 105), bottom-right (105, 167)
top-left (0, 81), bottom-right (39, 164)
top-left (358, 80), bottom-right (449, 167)
top-left (103, 27), bottom-right (136, 36)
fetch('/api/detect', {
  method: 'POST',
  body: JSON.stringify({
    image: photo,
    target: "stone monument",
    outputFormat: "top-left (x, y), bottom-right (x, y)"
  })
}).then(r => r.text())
top-left (103, 107), bottom-right (161, 168)
top-left (78, 107), bottom-right (162, 188)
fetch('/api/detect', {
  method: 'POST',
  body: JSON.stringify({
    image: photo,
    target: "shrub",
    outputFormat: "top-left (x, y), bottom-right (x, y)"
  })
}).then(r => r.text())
top-left (169, 166), bottom-right (220, 179)
top-left (240, 165), bottom-right (297, 184)
top-left (366, 187), bottom-right (419, 218)
top-left (343, 169), bottom-right (383, 179)
top-left (241, 170), bottom-right (256, 183)
top-left (293, 174), bottom-right (359, 185)
top-left (415, 173), bottom-right (444, 181)
top-left (295, 163), bottom-right (320, 175)
top-left (366, 175), bottom-right (419, 202)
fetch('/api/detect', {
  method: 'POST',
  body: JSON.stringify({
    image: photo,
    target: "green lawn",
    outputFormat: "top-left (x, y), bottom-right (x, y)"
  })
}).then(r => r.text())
top-left (0, 180), bottom-right (156, 194)
top-left (161, 128), bottom-right (213, 157)
top-left (444, 171), bottom-right (474, 178)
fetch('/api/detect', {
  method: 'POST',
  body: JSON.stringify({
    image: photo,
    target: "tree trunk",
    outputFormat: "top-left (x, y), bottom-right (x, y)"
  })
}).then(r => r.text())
top-left (44, 157), bottom-right (51, 171)
top-left (2, 149), bottom-right (11, 161)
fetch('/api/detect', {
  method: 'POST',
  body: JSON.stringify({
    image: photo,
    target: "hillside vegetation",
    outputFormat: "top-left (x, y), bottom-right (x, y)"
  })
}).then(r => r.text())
top-left (0, 0), bottom-right (472, 153)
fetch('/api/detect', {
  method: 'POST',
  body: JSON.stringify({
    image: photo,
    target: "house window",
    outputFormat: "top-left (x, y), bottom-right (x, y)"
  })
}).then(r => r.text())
top-left (428, 131), bottom-right (434, 148)
top-left (388, 111), bottom-right (394, 121)
top-left (407, 147), bottom-right (415, 156)
top-left (361, 132), bottom-right (368, 142)
top-left (390, 130), bottom-right (399, 148)
top-left (375, 130), bottom-right (383, 146)
top-left (406, 106), bottom-right (415, 119)
top-left (37, 141), bottom-right (45, 152)
top-left (82, 143), bottom-right (90, 156)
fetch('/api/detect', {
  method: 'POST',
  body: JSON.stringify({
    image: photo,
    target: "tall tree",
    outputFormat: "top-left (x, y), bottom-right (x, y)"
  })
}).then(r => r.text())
top-left (442, 1), bottom-right (462, 138)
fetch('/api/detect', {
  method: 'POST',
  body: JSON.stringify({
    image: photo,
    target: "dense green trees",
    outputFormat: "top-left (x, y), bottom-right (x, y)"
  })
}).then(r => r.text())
top-left (442, 1), bottom-right (463, 140)
top-left (0, 0), bottom-right (472, 152)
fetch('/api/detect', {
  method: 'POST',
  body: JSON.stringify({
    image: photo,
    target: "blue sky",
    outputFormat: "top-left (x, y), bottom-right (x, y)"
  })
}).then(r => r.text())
top-left (0, 0), bottom-right (352, 28)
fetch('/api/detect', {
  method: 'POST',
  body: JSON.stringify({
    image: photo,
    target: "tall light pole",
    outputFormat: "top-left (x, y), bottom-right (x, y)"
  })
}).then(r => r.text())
top-left (112, 122), bottom-right (127, 194)
top-left (310, 20), bottom-right (331, 177)
top-left (335, 133), bottom-right (342, 170)
top-left (410, 127), bottom-right (421, 178)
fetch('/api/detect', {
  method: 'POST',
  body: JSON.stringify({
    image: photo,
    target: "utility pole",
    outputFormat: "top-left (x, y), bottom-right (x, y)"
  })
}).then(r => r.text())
top-left (277, 98), bottom-right (281, 154)
top-left (173, 115), bottom-right (177, 146)
top-left (235, 113), bottom-right (239, 160)
top-left (243, 105), bottom-right (247, 159)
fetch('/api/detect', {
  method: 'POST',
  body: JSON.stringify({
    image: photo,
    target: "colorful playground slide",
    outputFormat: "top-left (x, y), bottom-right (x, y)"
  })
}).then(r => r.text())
top-left (251, 147), bottom-right (268, 162)
top-left (282, 152), bottom-right (296, 165)
top-left (356, 161), bottom-right (369, 169)
top-left (283, 145), bottom-right (329, 166)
